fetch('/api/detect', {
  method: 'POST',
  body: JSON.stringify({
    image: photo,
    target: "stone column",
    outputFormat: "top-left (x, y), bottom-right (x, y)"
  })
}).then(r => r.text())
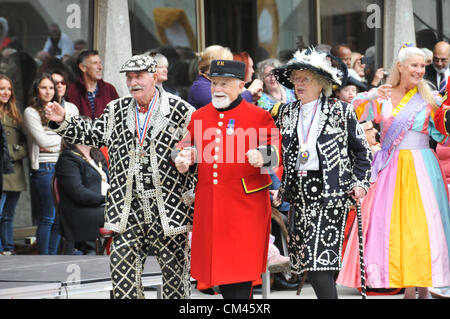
top-left (96, 0), bottom-right (132, 97)
top-left (383, 0), bottom-right (416, 69)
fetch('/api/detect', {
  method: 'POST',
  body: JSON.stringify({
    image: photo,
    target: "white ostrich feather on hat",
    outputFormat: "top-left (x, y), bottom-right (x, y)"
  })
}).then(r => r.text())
top-left (290, 48), bottom-right (342, 85)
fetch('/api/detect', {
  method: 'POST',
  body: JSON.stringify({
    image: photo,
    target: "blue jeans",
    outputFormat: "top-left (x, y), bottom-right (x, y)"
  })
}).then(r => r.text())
top-left (0, 191), bottom-right (21, 252)
top-left (31, 163), bottom-right (60, 255)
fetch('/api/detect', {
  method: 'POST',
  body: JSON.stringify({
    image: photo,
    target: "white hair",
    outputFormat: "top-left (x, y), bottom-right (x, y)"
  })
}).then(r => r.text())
top-left (152, 53), bottom-right (168, 68)
top-left (397, 46), bottom-right (425, 63)
top-left (256, 58), bottom-right (282, 80)
top-left (421, 47), bottom-right (433, 59)
top-left (387, 46), bottom-right (437, 109)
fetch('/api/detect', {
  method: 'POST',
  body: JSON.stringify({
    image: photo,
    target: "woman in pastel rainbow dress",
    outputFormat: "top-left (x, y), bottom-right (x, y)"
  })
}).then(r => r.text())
top-left (337, 43), bottom-right (450, 299)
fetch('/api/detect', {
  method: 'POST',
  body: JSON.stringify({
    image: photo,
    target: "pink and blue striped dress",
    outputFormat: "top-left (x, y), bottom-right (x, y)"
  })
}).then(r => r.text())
top-left (337, 87), bottom-right (450, 288)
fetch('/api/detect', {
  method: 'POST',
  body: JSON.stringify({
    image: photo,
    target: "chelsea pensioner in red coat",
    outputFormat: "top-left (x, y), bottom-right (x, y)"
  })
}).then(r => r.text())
top-left (175, 60), bottom-right (281, 289)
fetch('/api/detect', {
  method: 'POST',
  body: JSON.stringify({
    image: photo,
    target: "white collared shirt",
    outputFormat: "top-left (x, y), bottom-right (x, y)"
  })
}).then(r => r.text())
top-left (296, 98), bottom-right (322, 171)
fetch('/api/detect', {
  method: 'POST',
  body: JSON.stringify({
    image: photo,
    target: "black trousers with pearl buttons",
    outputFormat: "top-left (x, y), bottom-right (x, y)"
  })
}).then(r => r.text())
top-left (109, 197), bottom-right (191, 299)
top-left (288, 171), bottom-right (348, 276)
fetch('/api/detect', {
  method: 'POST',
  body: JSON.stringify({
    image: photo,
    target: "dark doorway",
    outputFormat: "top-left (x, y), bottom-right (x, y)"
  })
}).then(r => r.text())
top-left (204, 0), bottom-right (258, 59)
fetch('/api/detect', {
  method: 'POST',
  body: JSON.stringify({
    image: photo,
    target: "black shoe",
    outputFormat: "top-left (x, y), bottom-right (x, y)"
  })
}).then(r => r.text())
top-left (252, 285), bottom-right (262, 295)
top-left (199, 288), bottom-right (216, 295)
top-left (271, 274), bottom-right (299, 291)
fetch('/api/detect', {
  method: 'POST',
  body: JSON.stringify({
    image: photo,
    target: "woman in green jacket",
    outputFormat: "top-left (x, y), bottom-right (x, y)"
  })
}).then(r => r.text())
top-left (0, 74), bottom-right (27, 255)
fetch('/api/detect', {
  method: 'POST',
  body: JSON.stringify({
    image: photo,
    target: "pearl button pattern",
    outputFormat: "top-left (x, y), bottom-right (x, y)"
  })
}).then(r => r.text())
top-left (273, 98), bottom-right (372, 275)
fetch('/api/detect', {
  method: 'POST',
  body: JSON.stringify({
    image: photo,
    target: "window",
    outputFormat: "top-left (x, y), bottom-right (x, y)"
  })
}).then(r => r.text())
top-left (204, 0), bottom-right (315, 64)
top-left (413, 0), bottom-right (450, 50)
top-left (444, 0), bottom-right (450, 41)
top-left (257, 0), bottom-right (316, 63)
top-left (128, 0), bottom-right (198, 100)
top-left (319, 0), bottom-right (383, 59)
top-left (0, 0), bottom-right (94, 110)
top-left (318, 0), bottom-right (384, 86)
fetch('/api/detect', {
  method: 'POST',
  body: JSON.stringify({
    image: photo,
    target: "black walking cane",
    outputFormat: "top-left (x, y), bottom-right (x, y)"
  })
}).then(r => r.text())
top-left (356, 202), bottom-right (367, 299)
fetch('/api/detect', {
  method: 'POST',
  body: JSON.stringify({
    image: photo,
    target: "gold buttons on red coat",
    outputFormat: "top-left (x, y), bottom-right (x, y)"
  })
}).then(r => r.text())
top-left (212, 114), bottom-right (224, 186)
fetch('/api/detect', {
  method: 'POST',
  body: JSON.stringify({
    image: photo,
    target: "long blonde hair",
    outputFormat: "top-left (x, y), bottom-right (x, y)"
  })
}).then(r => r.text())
top-left (0, 74), bottom-right (23, 126)
top-left (386, 46), bottom-right (438, 110)
top-left (198, 45), bottom-right (233, 76)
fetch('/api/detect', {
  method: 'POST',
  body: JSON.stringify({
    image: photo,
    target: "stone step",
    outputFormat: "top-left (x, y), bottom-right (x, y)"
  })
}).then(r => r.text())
top-left (13, 226), bottom-right (37, 240)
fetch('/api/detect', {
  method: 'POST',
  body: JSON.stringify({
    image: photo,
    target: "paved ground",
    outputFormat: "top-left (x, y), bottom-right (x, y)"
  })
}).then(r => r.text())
top-left (62, 282), bottom-right (404, 299)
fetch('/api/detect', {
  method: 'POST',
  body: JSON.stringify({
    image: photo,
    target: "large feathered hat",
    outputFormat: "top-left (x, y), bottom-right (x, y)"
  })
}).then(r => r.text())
top-left (273, 47), bottom-right (345, 89)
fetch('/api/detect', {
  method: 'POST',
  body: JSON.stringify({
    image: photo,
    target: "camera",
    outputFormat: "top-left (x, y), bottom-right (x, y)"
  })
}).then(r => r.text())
top-left (361, 57), bottom-right (374, 65)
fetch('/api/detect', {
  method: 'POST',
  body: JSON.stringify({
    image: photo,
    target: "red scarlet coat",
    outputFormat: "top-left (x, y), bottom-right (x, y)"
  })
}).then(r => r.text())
top-left (180, 97), bottom-right (281, 287)
top-left (436, 144), bottom-right (450, 185)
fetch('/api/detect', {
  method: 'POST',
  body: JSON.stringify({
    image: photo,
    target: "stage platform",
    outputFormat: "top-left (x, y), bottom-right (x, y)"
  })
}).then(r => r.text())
top-left (0, 255), bottom-right (162, 299)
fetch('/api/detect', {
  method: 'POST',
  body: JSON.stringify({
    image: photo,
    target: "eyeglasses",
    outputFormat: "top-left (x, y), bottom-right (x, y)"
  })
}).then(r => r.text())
top-left (433, 57), bottom-right (449, 63)
top-left (55, 81), bottom-right (66, 86)
top-left (291, 76), bottom-right (314, 84)
top-left (263, 73), bottom-right (275, 80)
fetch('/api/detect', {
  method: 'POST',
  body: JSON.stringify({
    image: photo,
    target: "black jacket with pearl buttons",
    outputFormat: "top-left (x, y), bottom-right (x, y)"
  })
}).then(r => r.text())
top-left (271, 97), bottom-right (372, 208)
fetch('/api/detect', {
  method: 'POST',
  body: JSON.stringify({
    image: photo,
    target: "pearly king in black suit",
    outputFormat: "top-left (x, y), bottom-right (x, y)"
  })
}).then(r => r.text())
top-left (271, 97), bottom-right (372, 274)
top-left (271, 49), bottom-right (372, 292)
top-left (50, 55), bottom-right (197, 299)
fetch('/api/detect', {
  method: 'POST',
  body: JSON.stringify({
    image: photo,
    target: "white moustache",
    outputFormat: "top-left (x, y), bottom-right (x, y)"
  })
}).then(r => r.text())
top-left (129, 85), bottom-right (144, 92)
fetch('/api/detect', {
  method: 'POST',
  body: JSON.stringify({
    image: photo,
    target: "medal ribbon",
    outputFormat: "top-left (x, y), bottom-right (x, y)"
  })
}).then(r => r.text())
top-left (136, 92), bottom-right (158, 146)
top-left (298, 98), bottom-right (320, 147)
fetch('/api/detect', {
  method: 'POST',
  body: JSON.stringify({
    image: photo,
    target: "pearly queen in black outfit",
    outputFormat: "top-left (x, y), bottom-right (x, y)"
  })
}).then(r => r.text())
top-left (49, 55), bottom-right (197, 299)
top-left (271, 48), bottom-right (372, 299)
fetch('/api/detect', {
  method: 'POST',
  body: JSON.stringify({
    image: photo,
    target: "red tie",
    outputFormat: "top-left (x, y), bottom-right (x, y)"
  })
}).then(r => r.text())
top-left (138, 105), bottom-right (149, 113)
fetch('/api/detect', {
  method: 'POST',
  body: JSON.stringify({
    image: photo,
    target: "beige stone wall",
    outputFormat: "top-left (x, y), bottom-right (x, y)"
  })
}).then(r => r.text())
top-left (96, 0), bottom-right (132, 97)
top-left (383, 0), bottom-right (416, 69)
